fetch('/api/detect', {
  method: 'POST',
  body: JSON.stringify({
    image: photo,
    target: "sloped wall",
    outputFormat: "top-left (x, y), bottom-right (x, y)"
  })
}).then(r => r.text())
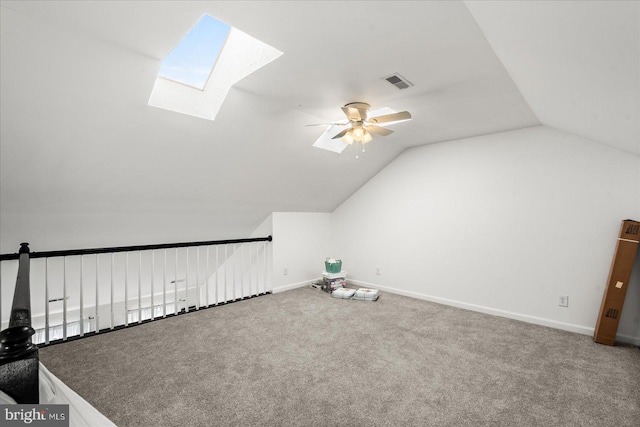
top-left (331, 126), bottom-right (640, 343)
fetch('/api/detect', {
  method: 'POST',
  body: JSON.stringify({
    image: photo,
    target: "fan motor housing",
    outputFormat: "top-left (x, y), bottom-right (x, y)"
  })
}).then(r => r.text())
top-left (344, 102), bottom-right (370, 110)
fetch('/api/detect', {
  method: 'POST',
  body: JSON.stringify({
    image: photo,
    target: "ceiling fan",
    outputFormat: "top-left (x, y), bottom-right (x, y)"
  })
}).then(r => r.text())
top-left (310, 102), bottom-right (412, 149)
top-left (332, 102), bottom-right (411, 144)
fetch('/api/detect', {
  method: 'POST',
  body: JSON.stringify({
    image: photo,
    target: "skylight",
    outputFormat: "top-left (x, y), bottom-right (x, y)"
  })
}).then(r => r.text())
top-left (149, 14), bottom-right (282, 121)
top-left (157, 15), bottom-right (231, 90)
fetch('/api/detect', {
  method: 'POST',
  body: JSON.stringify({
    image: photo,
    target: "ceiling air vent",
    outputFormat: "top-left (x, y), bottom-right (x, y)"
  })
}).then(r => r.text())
top-left (384, 73), bottom-right (413, 90)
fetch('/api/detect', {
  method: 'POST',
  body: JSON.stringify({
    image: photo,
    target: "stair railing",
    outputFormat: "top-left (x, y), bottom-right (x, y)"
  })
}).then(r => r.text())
top-left (0, 236), bottom-right (272, 347)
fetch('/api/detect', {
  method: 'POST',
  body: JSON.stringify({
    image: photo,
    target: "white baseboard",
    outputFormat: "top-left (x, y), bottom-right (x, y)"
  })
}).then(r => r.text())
top-left (347, 279), bottom-right (639, 346)
top-left (615, 333), bottom-right (640, 346)
top-left (273, 279), bottom-right (318, 294)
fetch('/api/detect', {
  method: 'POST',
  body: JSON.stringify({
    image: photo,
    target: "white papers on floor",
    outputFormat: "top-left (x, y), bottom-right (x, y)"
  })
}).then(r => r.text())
top-left (331, 288), bottom-right (356, 299)
top-left (352, 288), bottom-right (379, 301)
top-left (330, 287), bottom-right (379, 301)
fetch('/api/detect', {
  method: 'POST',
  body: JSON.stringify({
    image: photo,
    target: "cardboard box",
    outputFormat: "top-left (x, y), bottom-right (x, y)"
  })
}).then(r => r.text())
top-left (593, 219), bottom-right (640, 345)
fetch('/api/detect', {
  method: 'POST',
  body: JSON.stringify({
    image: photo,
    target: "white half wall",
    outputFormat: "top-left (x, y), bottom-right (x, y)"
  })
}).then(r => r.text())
top-left (331, 126), bottom-right (640, 344)
top-left (272, 212), bottom-right (332, 292)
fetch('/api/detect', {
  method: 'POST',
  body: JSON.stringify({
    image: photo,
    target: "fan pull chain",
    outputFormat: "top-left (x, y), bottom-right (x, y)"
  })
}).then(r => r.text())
top-left (355, 140), bottom-right (367, 159)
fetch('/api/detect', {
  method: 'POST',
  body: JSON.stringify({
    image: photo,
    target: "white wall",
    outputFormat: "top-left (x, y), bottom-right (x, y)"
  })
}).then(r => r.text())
top-left (272, 212), bottom-right (332, 292)
top-left (331, 126), bottom-right (640, 343)
top-left (617, 154), bottom-right (640, 341)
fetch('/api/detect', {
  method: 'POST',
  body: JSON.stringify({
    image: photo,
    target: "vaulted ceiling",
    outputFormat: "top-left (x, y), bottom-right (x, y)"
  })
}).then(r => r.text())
top-left (1, 1), bottom-right (638, 250)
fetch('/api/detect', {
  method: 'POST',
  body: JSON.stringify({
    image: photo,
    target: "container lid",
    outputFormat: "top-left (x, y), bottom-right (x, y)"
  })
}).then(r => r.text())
top-left (322, 271), bottom-right (347, 279)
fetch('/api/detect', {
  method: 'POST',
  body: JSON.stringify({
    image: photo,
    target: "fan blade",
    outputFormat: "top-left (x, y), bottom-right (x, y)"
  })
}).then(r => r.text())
top-left (341, 105), bottom-right (368, 122)
top-left (366, 125), bottom-right (394, 137)
top-left (305, 122), bottom-right (348, 127)
top-left (331, 129), bottom-right (350, 140)
top-left (367, 111), bottom-right (411, 125)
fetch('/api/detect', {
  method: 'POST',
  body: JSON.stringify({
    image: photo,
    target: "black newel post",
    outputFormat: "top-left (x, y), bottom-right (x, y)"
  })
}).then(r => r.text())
top-left (0, 242), bottom-right (39, 403)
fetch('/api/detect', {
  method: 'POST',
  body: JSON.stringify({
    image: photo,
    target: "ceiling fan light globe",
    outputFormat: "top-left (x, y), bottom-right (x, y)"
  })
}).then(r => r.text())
top-left (353, 126), bottom-right (364, 138)
top-left (343, 132), bottom-right (354, 144)
top-left (363, 131), bottom-right (372, 144)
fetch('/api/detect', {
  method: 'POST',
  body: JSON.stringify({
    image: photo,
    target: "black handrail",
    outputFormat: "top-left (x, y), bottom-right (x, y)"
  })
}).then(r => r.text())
top-left (0, 235), bottom-right (273, 261)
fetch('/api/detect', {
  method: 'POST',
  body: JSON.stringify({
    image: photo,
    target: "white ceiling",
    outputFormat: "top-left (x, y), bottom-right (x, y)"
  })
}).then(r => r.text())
top-left (0, 1), bottom-right (638, 247)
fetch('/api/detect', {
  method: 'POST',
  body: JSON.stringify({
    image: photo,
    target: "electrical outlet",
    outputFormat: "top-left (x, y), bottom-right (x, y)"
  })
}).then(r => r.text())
top-left (283, 268), bottom-right (288, 276)
top-left (376, 267), bottom-right (381, 275)
top-left (558, 295), bottom-right (569, 307)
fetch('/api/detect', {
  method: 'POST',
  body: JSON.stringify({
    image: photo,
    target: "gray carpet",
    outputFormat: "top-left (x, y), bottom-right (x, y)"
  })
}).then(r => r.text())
top-left (39, 286), bottom-right (640, 426)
